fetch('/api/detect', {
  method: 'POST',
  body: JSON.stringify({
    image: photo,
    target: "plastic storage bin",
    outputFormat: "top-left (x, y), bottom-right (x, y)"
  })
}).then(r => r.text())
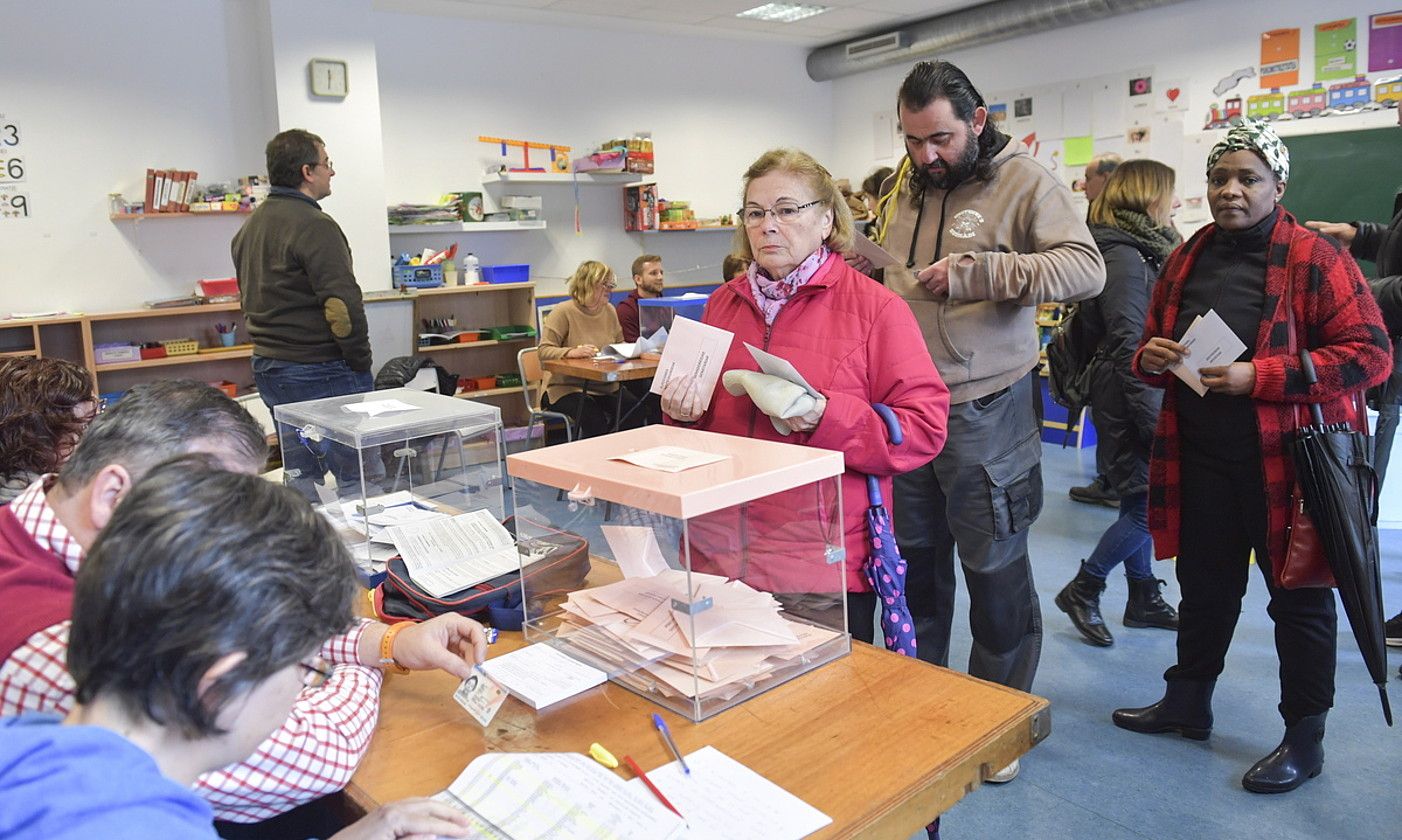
top-left (638, 294), bottom-right (709, 341)
top-left (506, 424), bottom-right (848, 722)
top-left (479, 264), bottom-right (529, 284)
top-left (273, 388), bottom-right (506, 588)
top-left (393, 263), bottom-right (445, 289)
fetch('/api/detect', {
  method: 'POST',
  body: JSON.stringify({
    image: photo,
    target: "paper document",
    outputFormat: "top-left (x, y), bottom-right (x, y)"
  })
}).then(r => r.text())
top-left (479, 643), bottom-right (609, 709)
top-left (649, 316), bottom-right (734, 410)
top-left (1169, 309), bottom-right (1247, 397)
top-left (632, 746), bottom-right (831, 840)
top-left (344, 398), bottom-right (418, 417)
top-left (848, 234), bottom-right (901, 269)
top-left (744, 343), bottom-right (818, 397)
top-left (602, 525), bottom-right (672, 578)
top-left (388, 509), bottom-right (518, 598)
top-left (438, 752), bottom-right (683, 840)
top-left (600, 327), bottom-right (668, 360)
top-left (611, 446), bottom-right (729, 473)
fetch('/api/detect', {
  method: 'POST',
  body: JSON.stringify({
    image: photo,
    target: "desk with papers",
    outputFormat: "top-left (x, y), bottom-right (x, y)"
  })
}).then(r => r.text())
top-left (540, 356), bottom-right (659, 433)
top-left (346, 602), bottom-right (1050, 838)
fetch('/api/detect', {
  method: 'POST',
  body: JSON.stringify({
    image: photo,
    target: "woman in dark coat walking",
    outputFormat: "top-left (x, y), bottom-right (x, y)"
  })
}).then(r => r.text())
top-left (1055, 159), bottom-right (1181, 647)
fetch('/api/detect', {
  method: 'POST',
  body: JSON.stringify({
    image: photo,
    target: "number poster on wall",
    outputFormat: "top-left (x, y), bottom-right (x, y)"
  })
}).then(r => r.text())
top-left (0, 113), bottom-right (29, 220)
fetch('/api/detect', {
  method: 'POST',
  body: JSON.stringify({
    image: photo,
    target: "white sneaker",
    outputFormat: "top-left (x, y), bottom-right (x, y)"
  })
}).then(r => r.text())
top-left (986, 758), bottom-right (1020, 784)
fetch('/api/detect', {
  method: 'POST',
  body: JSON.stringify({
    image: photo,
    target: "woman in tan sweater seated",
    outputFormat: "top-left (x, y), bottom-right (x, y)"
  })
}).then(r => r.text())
top-left (538, 260), bottom-right (640, 439)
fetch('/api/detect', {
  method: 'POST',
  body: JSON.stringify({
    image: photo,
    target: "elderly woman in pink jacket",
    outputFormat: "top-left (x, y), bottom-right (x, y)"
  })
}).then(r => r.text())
top-left (661, 148), bottom-right (950, 642)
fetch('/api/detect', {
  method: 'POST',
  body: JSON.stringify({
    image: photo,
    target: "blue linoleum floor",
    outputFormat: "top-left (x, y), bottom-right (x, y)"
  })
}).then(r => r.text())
top-left (919, 443), bottom-right (1402, 840)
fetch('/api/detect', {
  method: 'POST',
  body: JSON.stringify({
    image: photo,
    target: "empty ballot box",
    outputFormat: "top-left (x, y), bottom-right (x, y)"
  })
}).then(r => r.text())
top-left (506, 425), bottom-right (849, 722)
top-left (272, 388), bottom-right (506, 586)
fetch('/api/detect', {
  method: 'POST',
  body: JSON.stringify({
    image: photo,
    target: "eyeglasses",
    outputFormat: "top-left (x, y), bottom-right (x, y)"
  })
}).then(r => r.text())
top-left (602, 280), bottom-right (617, 290)
top-left (310, 159), bottom-right (334, 171)
top-left (299, 656), bottom-right (333, 689)
top-left (739, 199), bottom-right (824, 227)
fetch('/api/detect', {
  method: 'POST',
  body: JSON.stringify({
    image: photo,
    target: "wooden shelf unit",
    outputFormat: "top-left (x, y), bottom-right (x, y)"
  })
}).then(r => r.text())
top-left (84, 303), bottom-right (252, 398)
top-left (388, 220), bottom-right (546, 235)
top-left (0, 314), bottom-right (87, 373)
top-left (410, 282), bottom-right (537, 425)
top-left (481, 171), bottom-right (640, 185)
top-left (110, 211), bottom-right (252, 221)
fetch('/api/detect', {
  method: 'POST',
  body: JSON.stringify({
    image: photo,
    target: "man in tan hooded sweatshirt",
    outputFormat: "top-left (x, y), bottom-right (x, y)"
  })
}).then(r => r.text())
top-left (869, 62), bottom-right (1104, 779)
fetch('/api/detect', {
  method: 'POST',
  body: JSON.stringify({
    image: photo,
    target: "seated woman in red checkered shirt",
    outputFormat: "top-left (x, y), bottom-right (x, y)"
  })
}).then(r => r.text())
top-left (1111, 119), bottom-right (1392, 795)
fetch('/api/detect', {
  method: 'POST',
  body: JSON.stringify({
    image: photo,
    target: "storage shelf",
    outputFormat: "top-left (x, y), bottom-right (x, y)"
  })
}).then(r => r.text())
top-left (638, 226), bottom-right (735, 233)
top-left (481, 171), bottom-right (642, 185)
top-left (0, 349), bottom-right (39, 358)
top-left (455, 386), bottom-right (524, 398)
top-left (110, 211), bottom-right (251, 220)
top-left (417, 337), bottom-right (534, 353)
top-left (388, 220), bottom-right (546, 234)
top-left (89, 301), bottom-right (242, 321)
top-left (411, 282), bottom-right (535, 297)
top-left (95, 347), bottom-right (252, 372)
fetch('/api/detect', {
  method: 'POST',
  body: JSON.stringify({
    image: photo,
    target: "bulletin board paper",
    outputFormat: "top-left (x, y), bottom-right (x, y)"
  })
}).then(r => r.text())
top-left (1369, 11), bottom-right (1402, 72)
top-left (1260, 28), bottom-right (1300, 89)
top-left (1314, 18), bottom-right (1358, 81)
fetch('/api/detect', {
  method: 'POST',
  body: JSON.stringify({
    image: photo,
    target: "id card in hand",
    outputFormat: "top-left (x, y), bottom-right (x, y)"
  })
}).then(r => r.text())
top-left (454, 668), bottom-right (509, 726)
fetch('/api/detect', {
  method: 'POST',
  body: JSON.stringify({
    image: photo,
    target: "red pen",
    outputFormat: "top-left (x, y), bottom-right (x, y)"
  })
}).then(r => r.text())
top-left (623, 755), bottom-right (685, 821)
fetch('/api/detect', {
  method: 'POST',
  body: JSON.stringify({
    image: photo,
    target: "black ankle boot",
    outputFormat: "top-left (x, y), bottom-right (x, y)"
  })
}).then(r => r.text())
top-left (1124, 577), bottom-right (1179, 630)
top-left (1055, 563), bottom-right (1113, 646)
top-left (1242, 712), bottom-right (1326, 793)
top-left (1112, 678), bottom-right (1214, 740)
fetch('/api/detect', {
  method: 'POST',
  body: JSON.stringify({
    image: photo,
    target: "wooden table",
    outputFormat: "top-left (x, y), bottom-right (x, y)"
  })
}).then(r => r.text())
top-left (541, 357), bottom-right (660, 433)
top-left (346, 635), bottom-right (1050, 838)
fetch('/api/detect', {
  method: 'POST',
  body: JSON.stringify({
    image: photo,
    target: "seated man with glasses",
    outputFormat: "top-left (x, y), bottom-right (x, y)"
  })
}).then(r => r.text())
top-left (537, 259), bottom-right (643, 440)
top-left (0, 458), bottom-right (475, 839)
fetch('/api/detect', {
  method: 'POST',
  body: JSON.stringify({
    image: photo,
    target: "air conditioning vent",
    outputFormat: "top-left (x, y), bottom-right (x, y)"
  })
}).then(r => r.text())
top-left (845, 31), bottom-right (905, 59)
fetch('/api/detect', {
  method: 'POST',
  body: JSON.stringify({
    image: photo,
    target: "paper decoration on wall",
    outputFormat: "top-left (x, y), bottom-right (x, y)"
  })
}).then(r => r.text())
top-left (1128, 76), bottom-right (1152, 97)
top-left (1126, 125), bottom-right (1150, 146)
top-left (1156, 78), bottom-right (1189, 112)
top-left (1013, 97), bottom-right (1033, 118)
top-left (1091, 81), bottom-right (1124, 137)
top-left (987, 103), bottom-right (1008, 128)
top-left (0, 114), bottom-right (27, 221)
top-left (1315, 19), bottom-right (1358, 81)
top-left (1260, 28), bottom-right (1300, 88)
top-left (1063, 136), bottom-right (1094, 167)
top-left (1214, 66), bottom-right (1255, 96)
top-left (1063, 87), bottom-right (1092, 136)
top-left (1369, 11), bottom-right (1402, 72)
top-left (1020, 132), bottom-right (1040, 157)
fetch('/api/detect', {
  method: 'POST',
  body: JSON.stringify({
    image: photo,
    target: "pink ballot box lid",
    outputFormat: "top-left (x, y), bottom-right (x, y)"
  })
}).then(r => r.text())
top-left (506, 425), bottom-right (843, 519)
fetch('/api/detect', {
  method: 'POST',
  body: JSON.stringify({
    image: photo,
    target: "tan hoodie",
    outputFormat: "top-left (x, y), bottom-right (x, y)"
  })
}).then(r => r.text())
top-left (877, 138), bottom-right (1105, 404)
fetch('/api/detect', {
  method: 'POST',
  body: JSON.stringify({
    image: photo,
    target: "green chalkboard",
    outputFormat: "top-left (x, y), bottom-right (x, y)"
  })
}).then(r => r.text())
top-left (1280, 126), bottom-right (1402, 276)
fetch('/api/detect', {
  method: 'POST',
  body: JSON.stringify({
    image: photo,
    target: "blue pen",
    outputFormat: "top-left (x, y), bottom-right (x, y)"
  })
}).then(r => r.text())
top-left (485, 627), bottom-right (499, 644)
top-left (652, 713), bottom-right (689, 774)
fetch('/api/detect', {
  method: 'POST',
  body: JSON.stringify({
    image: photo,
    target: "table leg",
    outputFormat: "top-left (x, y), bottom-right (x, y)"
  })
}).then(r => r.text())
top-left (573, 383), bottom-right (591, 438)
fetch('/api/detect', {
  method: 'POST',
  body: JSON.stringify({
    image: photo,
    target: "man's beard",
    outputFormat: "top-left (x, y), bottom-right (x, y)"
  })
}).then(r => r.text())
top-left (910, 127), bottom-right (980, 192)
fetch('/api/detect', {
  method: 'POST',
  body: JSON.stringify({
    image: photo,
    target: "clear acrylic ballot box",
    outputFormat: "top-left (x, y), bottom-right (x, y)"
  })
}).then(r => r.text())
top-left (638, 294), bottom-right (708, 341)
top-left (273, 388), bottom-right (506, 586)
top-left (506, 425), bottom-right (848, 722)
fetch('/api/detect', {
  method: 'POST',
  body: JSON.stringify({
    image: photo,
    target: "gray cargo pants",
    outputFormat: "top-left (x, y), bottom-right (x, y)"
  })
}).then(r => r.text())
top-left (893, 371), bottom-right (1044, 692)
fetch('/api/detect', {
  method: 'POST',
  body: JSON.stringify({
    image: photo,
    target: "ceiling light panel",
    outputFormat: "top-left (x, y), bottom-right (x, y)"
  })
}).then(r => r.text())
top-left (736, 3), bottom-right (829, 23)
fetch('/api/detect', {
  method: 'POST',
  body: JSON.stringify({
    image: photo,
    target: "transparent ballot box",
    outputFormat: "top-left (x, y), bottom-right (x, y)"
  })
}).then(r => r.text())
top-left (638, 294), bottom-right (708, 341)
top-left (273, 388), bottom-right (506, 586)
top-left (506, 425), bottom-right (848, 722)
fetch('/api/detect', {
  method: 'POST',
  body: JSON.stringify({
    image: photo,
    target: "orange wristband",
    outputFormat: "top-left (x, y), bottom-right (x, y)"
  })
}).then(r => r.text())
top-left (379, 622), bottom-right (411, 674)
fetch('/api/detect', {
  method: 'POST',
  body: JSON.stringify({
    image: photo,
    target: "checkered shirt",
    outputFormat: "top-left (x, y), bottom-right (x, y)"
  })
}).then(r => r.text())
top-left (0, 478), bottom-right (385, 823)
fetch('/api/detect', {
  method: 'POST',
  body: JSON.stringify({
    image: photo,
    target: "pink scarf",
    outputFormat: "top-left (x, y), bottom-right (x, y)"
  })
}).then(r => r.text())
top-left (746, 247), bottom-right (829, 326)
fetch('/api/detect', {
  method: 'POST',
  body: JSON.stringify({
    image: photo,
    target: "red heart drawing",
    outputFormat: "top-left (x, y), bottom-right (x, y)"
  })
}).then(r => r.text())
top-left (1166, 88), bottom-right (1181, 102)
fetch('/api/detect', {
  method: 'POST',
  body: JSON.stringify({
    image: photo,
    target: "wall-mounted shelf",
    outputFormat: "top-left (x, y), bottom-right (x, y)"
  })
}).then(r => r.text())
top-left (110, 211), bottom-right (252, 221)
top-left (481, 171), bottom-right (642, 186)
top-left (637, 226), bottom-right (736, 234)
top-left (388, 220), bottom-right (546, 235)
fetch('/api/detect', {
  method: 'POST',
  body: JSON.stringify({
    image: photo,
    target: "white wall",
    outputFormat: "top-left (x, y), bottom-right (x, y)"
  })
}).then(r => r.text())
top-left (0, 0), bottom-right (273, 314)
top-left (828, 0), bottom-right (1387, 204)
top-left (373, 12), bottom-right (833, 297)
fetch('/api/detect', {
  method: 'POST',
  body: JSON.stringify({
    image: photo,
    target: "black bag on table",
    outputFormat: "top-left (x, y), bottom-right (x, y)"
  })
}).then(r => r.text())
top-left (372, 517), bottom-right (589, 630)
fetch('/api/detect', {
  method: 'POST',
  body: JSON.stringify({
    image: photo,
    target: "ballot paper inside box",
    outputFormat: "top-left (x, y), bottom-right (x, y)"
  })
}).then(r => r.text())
top-left (506, 425), bottom-right (849, 722)
top-left (273, 388), bottom-right (507, 587)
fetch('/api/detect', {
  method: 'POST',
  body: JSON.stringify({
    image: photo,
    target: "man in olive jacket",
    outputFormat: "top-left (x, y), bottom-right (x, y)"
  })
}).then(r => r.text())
top-left (868, 62), bottom-right (1105, 722)
top-left (233, 129), bottom-right (372, 483)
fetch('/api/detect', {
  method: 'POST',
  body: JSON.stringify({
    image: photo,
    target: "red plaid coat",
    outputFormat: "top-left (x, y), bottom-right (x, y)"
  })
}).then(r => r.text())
top-left (1133, 207), bottom-right (1393, 564)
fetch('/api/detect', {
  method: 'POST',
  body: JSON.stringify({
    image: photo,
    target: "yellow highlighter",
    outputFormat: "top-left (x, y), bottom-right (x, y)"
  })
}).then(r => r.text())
top-left (589, 742), bottom-right (619, 769)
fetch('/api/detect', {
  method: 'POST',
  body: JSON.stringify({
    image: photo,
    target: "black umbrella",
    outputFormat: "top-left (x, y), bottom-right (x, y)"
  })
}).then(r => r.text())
top-left (1293, 349), bottom-right (1392, 725)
